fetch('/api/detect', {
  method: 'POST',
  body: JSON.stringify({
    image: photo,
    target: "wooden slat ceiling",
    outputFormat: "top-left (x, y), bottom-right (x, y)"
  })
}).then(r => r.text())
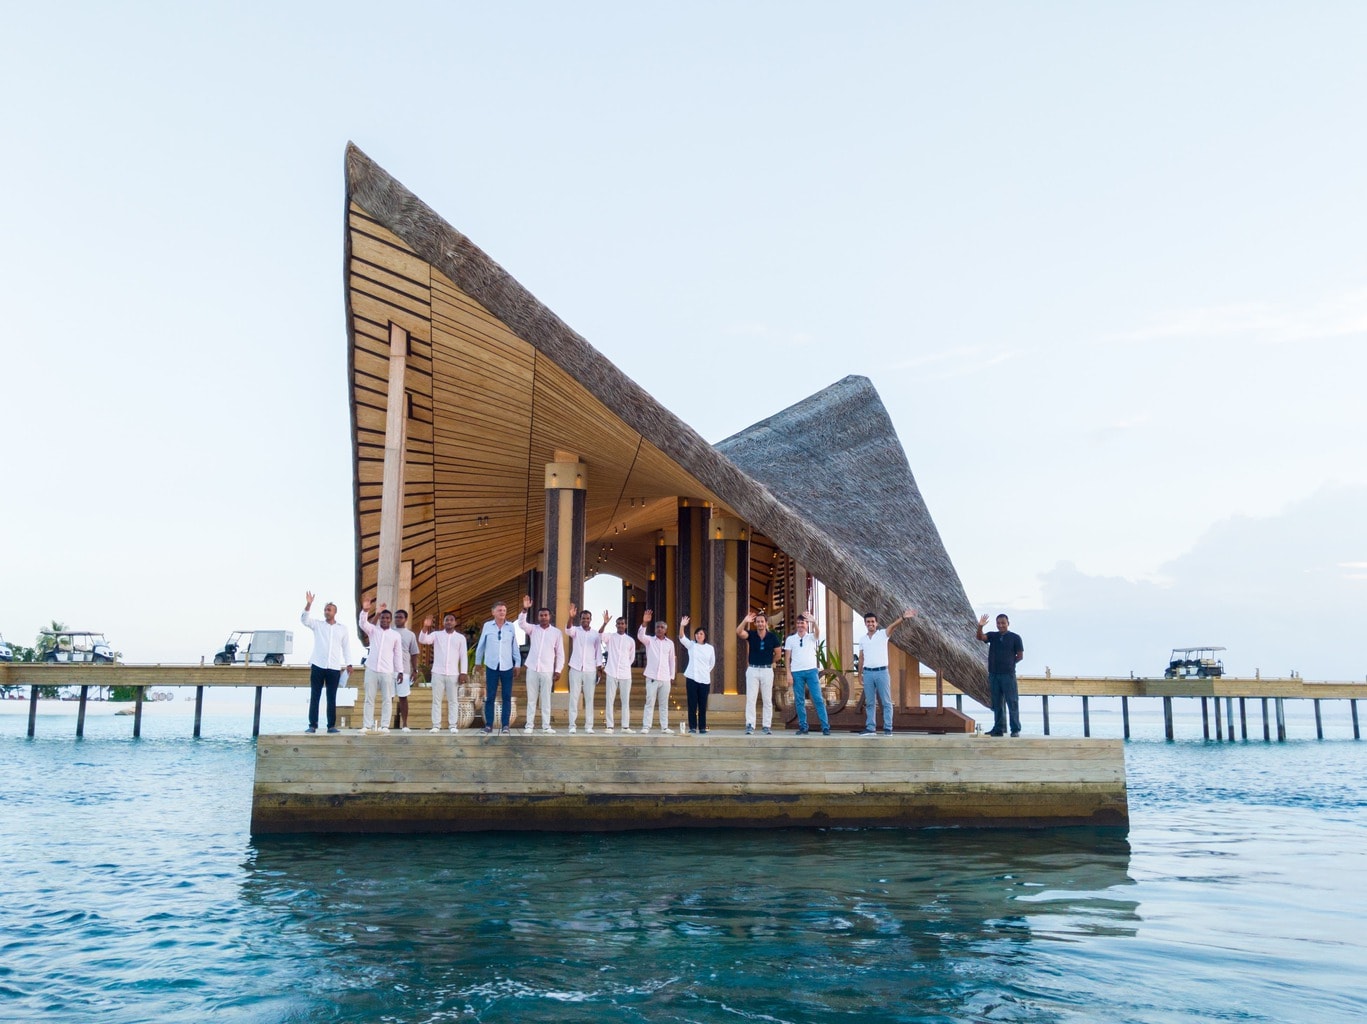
top-left (350, 202), bottom-right (733, 613)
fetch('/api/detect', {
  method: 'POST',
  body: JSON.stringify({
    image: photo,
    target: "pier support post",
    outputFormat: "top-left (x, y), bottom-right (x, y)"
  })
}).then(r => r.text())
top-left (1214, 697), bottom-right (1223, 741)
top-left (1201, 697), bottom-right (1210, 740)
top-left (193, 685), bottom-right (205, 738)
top-left (133, 686), bottom-right (145, 739)
top-left (253, 686), bottom-right (264, 737)
top-left (1041, 695), bottom-right (1050, 736)
top-left (76, 684), bottom-right (89, 738)
top-left (1240, 697), bottom-right (1248, 740)
top-left (1313, 699), bottom-right (1323, 740)
top-left (1121, 695), bottom-right (1130, 739)
top-left (1225, 697), bottom-right (1235, 742)
top-left (1261, 698), bottom-right (1270, 741)
top-left (1352, 700), bottom-right (1360, 740)
top-left (1275, 698), bottom-right (1286, 742)
top-left (1163, 696), bottom-right (1173, 741)
top-left (1082, 695), bottom-right (1090, 737)
top-left (28, 685), bottom-right (39, 737)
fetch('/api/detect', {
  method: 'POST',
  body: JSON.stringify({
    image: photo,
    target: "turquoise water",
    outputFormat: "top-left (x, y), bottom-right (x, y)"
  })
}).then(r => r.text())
top-left (2, 707), bottom-right (1364, 1023)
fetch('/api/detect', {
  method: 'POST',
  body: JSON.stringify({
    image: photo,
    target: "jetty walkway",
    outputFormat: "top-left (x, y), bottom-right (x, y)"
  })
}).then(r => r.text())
top-left (3, 663), bottom-right (1362, 743)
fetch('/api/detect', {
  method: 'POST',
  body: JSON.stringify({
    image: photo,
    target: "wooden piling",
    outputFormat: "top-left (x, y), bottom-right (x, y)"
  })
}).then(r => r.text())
top-left (27, 685), bottom-right (39, 737)
top-left (1082, 695), bottom-right (1090, 737)
top-left (252, 686), bottom-right (264, 737)
top-left (1121, 695), bottom-right (1130, 739)
top-left (1353, 700), bottom-right (1360, 740)
top-left (1314, 699), bottom-right (1323, 740)
top-left (76, 685), bottom-right (89, 738)
top-left (1163, 696), bottom-right (1174, 741)
top-left (1275, 698), bottom-right (1286, 742)
top-left (1261, 698), bottom-right (1270, 742)
top-left (1225, 697), bottom-right (1235, 742)
top-left (1240, 697), bottom-right (1248, 740)
top-left (1201, 697), bottom-right (1210, 739)
top-left (133, 686), bottom-right (145, 739)
top-left (193, 685), bottom-right (205, 738)
top-left (1041, 695), bottom-right (1050, 736)
top-left (1214, 697), bottom-right (1223, 741)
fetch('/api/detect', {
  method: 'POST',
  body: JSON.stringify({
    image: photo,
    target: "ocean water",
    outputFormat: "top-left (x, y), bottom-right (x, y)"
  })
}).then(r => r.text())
top-left (1, 703), bottom-right (1364, 1023)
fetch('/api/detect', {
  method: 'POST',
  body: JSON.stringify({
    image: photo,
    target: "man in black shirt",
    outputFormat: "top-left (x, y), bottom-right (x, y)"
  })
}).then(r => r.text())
top-left (737, 610), bottom-right (781, 735)
top-left (975, 613), bottom-right (1024, 737)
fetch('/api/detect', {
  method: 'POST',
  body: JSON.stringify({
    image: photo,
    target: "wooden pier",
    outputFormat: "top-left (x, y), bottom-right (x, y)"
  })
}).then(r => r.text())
top-left (249, 730), bottom-right (1127, 835)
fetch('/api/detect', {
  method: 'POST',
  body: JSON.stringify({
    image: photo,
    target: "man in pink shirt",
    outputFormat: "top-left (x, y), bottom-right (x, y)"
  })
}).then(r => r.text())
top-left (637, 609), bottom-right (677, 734)
top-left (358, 597), bottom-right (404, 734)
top-left (565, 603), bottom-right (608, 733)
top-left (517, 595), bottom-right (564, 733)
top-left (600, 614), bottom-right (638, 733)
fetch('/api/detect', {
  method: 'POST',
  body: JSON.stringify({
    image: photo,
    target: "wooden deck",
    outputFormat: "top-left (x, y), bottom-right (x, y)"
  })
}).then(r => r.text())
top-left (249, 730), bottom-right (1127, 835)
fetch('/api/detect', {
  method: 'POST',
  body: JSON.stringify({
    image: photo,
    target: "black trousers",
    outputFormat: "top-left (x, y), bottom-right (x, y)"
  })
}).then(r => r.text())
top-left (686, 679), bottom-right (711, 732)
top-left (309, 666), bottom-right (342, 728)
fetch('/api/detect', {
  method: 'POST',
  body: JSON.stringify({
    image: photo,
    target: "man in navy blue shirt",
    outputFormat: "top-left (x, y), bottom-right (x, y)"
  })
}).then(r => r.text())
top-left (976, 613), bottom-right (1024, 737)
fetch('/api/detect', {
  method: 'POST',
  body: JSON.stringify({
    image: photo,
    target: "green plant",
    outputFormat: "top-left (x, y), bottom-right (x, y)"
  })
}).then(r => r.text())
top-left (816, 640), bottom-right (844, 675)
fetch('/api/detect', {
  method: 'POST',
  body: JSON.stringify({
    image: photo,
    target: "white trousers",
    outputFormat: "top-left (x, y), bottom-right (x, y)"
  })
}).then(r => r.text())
top-left (363, 668), bottom-right (395, 730)
top-left (568, 668), bottom-right (597, 729)
top-left (745, 666), bottom-right (774, 728)
top-left (525, 669), bottom-right (554, 729)
top-left (642, 678), bottom-right (671, 731)
top-left (605, 675), bottom-right (632, 729)
top-left (431, 673), bottom-right (461, 728)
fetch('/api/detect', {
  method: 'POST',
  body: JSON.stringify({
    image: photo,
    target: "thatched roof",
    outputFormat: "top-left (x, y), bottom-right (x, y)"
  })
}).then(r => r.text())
top-left (717, 376), bottom-right (986, 695)
top-left (344, 143), bottom-right (988, 702)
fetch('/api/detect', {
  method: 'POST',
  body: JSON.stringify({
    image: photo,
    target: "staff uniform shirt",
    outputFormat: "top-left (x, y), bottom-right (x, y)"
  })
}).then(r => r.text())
top-left (637, 626), bottom-right (676, 682)
top-left (516, 612), bottom-right (565, 674)
top-left (982, 630), bottom-right (1024, 675)
top-left (474, 620), bottom-right (521, 671)
top-left (857, 629), bottom-right (891, 670)
top-left (396, 627), bottom-right (419, 677)
top-left (418, 628), bottom-right (468, 677)
top-left (300, 610), bottom-right (354, 670)
top-left (784, 632), bottom-right (819, 673)
top-left (679, 638), bottom-right (716, 684)
top-left (565, 625), bottom-right (603, 673)
top-left (358, 611), bottom-right (404, 675)
top-left (602, 631), bottom-right (637, 678)
top-left (746, 631), bottom-right (781, 667)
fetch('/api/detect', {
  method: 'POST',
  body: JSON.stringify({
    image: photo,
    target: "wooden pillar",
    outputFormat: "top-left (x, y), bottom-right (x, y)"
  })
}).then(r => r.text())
top-left (1352, 699), bottom-right (1360, 740)
top-left (676, 502), bottom-right (708, 629)
top-left (253, 686), bottom-right (264, 737)
top-left (653, 528), bottom-right (678, 636)
top-left (133, 686), bottom-right (145, 739)
top-left (1214, 697), bottom-right (1223, 741)
top-left (76, 685), bottom-right (89, 738)
top-left (1201, 697), bottom-right (1210, 739)
top-left (1082, 695), bottom-right (1091, 737)
top-left (824, 590), bottom-right (854, 676)
top-left (542, 456), bottom-right (587, 623)
top-left (890, 645), bottom-right (920, 709)
top-left (1042, 694), bottom-right (1051, 735)
top-left (1121, 695), bottom-right (1130, 739)
top-left (1225, 697), bottom-right (1235, 742)
top-left (1261, 698), bottom-right (1270, 741)
top-left (1240, 697), bottom-right (1248, 740)
top-left (1275, 698), bottom-right (1286, 742)
top-left (1314, 698), bottom-right (1323, 740)
top-left (708, 514), bottom-right (748, 694)
top-left (193, 685), bottom-right (205, 738)
top-left (377, 322), bottom-right (410, 613)
top-left (1163, 696), bottom-right (1173, 741)
top-left (27, 685), bottom-right (38, 737)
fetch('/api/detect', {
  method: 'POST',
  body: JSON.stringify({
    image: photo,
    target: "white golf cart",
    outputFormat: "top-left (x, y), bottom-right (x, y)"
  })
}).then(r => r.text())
top-left (213, 630), bottom-right (293, 666)
top-left (42, 630), bottom-right (117, 663)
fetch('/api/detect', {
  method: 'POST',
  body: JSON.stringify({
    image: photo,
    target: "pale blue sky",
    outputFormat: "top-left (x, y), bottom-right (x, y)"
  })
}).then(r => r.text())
top-left (2, 2), bottom-right (1364, 677)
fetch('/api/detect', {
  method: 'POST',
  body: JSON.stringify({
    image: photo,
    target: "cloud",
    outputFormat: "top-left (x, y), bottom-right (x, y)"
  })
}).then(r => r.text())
top-left (1026, 484), bottom-right (1367, 679)
top-left (1113, 288), bottom-right (1367, 347)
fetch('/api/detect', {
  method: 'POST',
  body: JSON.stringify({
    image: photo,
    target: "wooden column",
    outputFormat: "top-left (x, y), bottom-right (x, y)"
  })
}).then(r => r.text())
top-left (542, 456), bottom-right (587, 624)
top-left (676, 501), bottom-right (709, 630)
top-left (708, 514), bottom-right (749, 694)
top-left (824, 590), bottom-right (855, 676)
top-left (377, 322), bottom-right (410, 612)
top-left (889, 645), bottom-right (921, 708)
top-left (652, 528), bottom-right (678, 632)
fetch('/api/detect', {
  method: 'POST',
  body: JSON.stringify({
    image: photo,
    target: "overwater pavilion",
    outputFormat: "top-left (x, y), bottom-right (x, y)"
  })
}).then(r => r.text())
top-left (344, 143), bottom-right (990, 716)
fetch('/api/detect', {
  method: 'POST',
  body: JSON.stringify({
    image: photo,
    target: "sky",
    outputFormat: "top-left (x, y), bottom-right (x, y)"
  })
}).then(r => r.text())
top-left (1, 1), bottom-right (1364, 680)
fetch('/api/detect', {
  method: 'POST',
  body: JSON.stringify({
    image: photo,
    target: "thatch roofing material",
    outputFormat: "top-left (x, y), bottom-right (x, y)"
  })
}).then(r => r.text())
top-left (344, 143), bottom-right (989, 704)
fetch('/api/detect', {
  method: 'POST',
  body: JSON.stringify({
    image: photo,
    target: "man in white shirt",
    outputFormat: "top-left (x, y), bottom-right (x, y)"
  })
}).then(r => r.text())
top-left (299, 591), bottom-right (354, 734)
top-left (637, 610), bottom-right (676, 733)
top-left (474, 601), bottom-right (520, 734)
top-left (600, 615), bottom-right (637, 733)
top-left (419, 612), bottom-right (468, 731)
top-left (857, 608), bottom-right (916, 736)
top-left (565, 604), bottom-right (607, 733)
top-left (391, 609), bottom-right (421, 732)
top-left (516, 595), bottom-right (564, 733)
top-left (784, 614), bottom-right (830, 736)
top-left (358, 597), bottom-right (404, 733)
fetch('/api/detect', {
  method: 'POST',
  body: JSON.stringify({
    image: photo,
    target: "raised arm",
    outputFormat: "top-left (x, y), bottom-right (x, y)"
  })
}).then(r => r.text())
top-left (418, 616), bottom-right (434, 645)
top-left (886, 608), bottom-right (917, 637)
top-left (358, 603), bottom-right (376, 638)
top-left (736, 610), bottom-right (756, 639)
top-left (975, 613), bottom-right (989, 642)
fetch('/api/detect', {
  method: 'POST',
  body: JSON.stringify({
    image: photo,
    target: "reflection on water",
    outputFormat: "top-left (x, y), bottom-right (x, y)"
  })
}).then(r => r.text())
top-left (241, 828), bottom-right (1136, 1022)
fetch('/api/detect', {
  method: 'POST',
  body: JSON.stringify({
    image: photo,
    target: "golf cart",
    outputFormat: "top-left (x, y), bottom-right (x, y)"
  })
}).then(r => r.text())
top-left (213, 630), bottom-right (293, 666)
top-left (0, 634), bottom-right (12, 662)
top-left (42, 631), bottom-right (116, 663)
top-left (1163, 646), bottom-right (1225, 679)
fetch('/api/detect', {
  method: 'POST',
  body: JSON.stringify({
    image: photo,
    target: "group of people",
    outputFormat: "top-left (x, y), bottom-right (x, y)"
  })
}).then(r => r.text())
top-left (300, 591), bottom-right (1027, 739)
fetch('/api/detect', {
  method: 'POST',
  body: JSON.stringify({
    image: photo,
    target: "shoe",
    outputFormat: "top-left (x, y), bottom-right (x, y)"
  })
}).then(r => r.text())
top-left (699, 729), bottom-right (709, 735)
top-left (482, 726), bottom-right (493, 734)
top-left (500, 727), bottom-right (510, 735)
top-left (860, 729), bottom-right (877, 737)
top-left (400, 726), bottom-right (410, 732)
top-left (883, 730), bottom-right (893, 736)
top-left (542, 727), bottom-right (556, 734)
top-left (327, 727), bottom-right (340, 734)
top-left (305, 726), bottom-right (317, 734)
top-left (822, 728), bottom-right (831, 736)
top-left (622, 727), bottom-right (635, 734)
top-left (746, 725), bottom-right (754, 735)
top-left (430, 726), bottom-right (442, 733)
top-left (585, 727), bottom-right (594, 733)
top-left (796, 728), bottom-right (809, 736)
top-left (569, 726), bottom-right (577, 734)
top-left (641, 728), bottom-right (651, 735)
top-left (1010, 731), bottom-right (1021, 737)
top-left (524, 726), bottom-right (534, 735)
top-left (605, 727), bottom-right (615, 734)
top-left (449, 726), bottom-right (459, 733)
top-left (763, 727), bottom-right (772, 735)
top-left (379, 726), bottom-right (391, 733)
top-left (987, 730), bottom-right (1005, 737)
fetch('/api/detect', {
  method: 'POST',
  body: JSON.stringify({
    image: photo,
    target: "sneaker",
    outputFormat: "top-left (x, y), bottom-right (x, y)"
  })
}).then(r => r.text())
top-left (305, 726), bottom-right (317, 734)
top-left (500, 727), bottom-right (510, 735)
top-left (542, 727), bottom-right (557, 734)
top-left (699, 729), bottom-right (709, 735)
top-left (640, 728), bottom-right (651, 735)
top-left (449, 726), bottom-right (459, 733)
top-left (400, 726), bottom-right (411, 732)
top-left (883, 730), bottom-right (893, 736)
top-left (585, 727), bottom-right (594, 734)
top-left (327, 727), bottom-right (341, 734)
top-left (379, 726), bottom-right (391, 733)
top-left (860, 729), bottom-right (877, 737)
top-left (763, 727), bottom-right (772, 735)
top-left (622, 727), bottom-right (635, 734)
top-left (605, 727), bottom-right (615, 734)
top-left (746, 725), bottom-right (754, 736)
top-left (524, 726), bottom-right (534, 735)
top-left (822, 728), bottom-right (831, 736)
top-left (1010, 731), bottom-right (1021, 737)
top-left (430, 726), bottom-right (442, 733)
top-left (796, 728), bottom-right (809, 736)
top-left (568, 726), bottom-right (577, 734)
top-left (482, 726), bottom-right (493, 735)
top-left (986, 730), bottom-right (1005, 737)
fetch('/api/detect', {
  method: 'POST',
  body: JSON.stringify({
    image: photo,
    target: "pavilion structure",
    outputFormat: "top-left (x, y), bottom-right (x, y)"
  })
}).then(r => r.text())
top-left (344, 143), bottom-right (989, 712)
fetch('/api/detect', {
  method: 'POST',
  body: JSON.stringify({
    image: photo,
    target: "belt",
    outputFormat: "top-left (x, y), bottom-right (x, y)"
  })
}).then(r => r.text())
top-left (747, 663), bottom-right (773, 668)
top-left (864, 665), bottom-right (889, 671)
